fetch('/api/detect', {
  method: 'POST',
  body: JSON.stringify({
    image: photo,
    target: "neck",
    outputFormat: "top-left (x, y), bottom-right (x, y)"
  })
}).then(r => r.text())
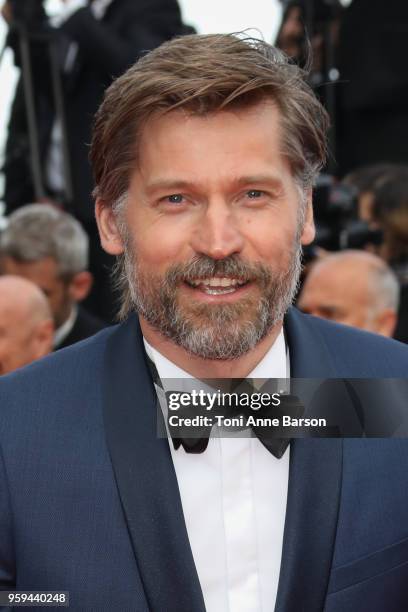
top-left (139, 316), bottom-right (283, 378)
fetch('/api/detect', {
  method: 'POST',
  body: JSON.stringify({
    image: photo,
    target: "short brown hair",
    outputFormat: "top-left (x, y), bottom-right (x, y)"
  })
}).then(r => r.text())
top-left (90, 33), bottom-right (329, 207)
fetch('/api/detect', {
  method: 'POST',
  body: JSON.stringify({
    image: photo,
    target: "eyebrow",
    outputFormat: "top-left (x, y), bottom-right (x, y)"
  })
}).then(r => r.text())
top-left (234, 175), bottom-right (284, 190)
top-left (144, 179), bottom-right (196, 194)
top-left (144, 175), bottom-right (285, 194)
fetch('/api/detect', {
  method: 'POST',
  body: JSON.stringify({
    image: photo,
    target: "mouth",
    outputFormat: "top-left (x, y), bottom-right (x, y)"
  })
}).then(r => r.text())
top-left (184, 276), bottom-right (250, 296)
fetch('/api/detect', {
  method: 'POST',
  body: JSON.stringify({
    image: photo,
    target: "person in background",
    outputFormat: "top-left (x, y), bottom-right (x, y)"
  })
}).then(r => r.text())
top-left (336, 0), bottom-right (408, 176)
top-left (0, 275), bottom-right (54, 375)
top-left (0, 204), bottom-right (106, 349)
top-left (275, 1), bottom-right (305, 64)
top-left (342, 163), bottom-right (407, 223)
top-left (275, 0), bottom-right (343, 81)
top-left (298, 250), bottom-right (400, 337)
top-left (1, 0), bottom-right (194, 321)
top-left (369, 167), bottom-right (408, 343)
top-left (370, 167), bottom-right (408, 281)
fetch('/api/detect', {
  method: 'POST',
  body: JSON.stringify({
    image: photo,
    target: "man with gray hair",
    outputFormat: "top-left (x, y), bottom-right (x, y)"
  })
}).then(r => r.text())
top-left (0, 33), bottom-right (408, 612)
top-left (298, 250), bottom-right (400, 338)
top-left (0, 204), bottom-right (105, 348)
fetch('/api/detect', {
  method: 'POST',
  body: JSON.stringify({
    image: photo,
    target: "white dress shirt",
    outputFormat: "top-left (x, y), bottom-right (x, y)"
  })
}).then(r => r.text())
top-left (53, 305), bottom-right (78, 349)
top-left (144, 329), bottom-right (290, 612)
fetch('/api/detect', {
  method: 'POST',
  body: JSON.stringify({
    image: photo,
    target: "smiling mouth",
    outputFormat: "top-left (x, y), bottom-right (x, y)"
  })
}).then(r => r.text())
top-left (185, 276), bottom-right (249, 295)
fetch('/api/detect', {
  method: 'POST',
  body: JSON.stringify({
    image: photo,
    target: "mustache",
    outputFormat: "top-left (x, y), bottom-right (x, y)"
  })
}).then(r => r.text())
top-left (163, 255), bottom-right (272, 287)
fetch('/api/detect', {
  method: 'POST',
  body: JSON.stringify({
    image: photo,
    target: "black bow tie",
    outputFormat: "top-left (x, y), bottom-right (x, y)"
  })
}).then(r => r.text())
top-left (146, 356), bottom-right (303, 460)
top-left (170, 413), bottom-right (293, 459)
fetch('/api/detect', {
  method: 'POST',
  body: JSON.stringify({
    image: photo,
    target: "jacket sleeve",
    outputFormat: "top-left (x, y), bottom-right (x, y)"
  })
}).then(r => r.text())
top-left (0, 442), bottom-right (15, 591)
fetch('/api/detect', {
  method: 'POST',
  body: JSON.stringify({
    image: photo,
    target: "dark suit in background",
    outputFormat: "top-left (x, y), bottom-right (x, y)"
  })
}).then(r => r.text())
top-left (395, 284), bottom-right (408, 344)
top-left (336, 0), bottom-right (408, 176)
top-left (1, 308), bottom-right (408, 611)
top-left (3, 0), bottom-right (194, 321)
top-left (55, 306), bottom-right (106, 350)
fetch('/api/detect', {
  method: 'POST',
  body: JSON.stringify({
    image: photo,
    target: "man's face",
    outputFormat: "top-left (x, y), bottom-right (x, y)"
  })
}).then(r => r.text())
top-left (298, 263), bottom-right (376, 331)
top-left (99, 101), bottom-right (314, 358)
top-left (0, 298), bottom-right (40, 375)
top-left (1, 256), bottom-right (72, 328)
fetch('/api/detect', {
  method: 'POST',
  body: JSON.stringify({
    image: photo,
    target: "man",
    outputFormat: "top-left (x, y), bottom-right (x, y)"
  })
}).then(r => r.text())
top-left (298, 250), bottom-right (399, 337)
top-left (1, 34), bottom-right (408, 612)
top-left (0, 204), bottom-right (105, 349)
top-left (369, 166), bottom-right (408, 343)
top-left (0, 275), bottom-right (53, 375)
top-left (342, 162), bottom-right (403, 222)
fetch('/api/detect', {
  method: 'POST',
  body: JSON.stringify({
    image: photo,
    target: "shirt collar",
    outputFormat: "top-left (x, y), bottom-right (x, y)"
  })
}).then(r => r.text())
top-left (54, 305), bottom-right (78, 348)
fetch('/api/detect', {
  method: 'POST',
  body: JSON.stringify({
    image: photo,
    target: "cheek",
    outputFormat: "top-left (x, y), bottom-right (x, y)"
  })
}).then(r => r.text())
top-left (243, 216), bottom-right (297, 262)
top-left (135, 234), bottom-right (187, 270)
top-left (3, 336), bottom-right (21, 364)
top-left (47, 294), bottom-right (59, 312)
top-left (47, 290), bottom-right (65, 320)
top-left (129, 216), bottom-right (195, 270)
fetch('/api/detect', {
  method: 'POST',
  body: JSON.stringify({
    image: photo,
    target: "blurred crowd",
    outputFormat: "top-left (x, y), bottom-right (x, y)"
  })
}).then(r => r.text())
top-left (0, 0), bottom-right (407, 375)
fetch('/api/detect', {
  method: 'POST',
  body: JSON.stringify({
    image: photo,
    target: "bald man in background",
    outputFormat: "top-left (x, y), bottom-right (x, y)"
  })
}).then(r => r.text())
top-left (298, 250), bottom-right (400, 337)
top-left (0, 276), bottom-right (54, 375)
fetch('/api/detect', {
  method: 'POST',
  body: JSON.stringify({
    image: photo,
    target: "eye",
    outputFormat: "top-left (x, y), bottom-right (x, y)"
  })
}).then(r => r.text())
top-left (165, 194), bottom-right (184, 204)
top-left (247, 190), bottom-right (264, 199)
top-left (157, 193), bottom-right (191, 213)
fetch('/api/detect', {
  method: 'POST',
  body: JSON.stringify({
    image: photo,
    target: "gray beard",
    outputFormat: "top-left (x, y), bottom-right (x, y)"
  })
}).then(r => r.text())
top-left (118, 240), bottom-right (302, 360)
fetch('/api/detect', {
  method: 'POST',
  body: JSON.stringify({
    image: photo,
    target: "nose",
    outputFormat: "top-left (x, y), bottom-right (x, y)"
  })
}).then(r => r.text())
top-left (190, 200), bottom-right (245, 260)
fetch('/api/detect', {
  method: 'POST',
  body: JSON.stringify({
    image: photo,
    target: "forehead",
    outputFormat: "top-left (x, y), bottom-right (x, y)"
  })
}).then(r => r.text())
top-left (305, 262), bottom-right (369, 305)
top-left (0, 290), bottom-right (24, 321)
top-left (134, 101), bottom-right (294, 188)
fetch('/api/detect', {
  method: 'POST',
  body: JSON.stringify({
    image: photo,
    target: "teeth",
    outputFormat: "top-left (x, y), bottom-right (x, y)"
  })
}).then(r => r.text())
top-left (189, 277), bottom-right (245, 287)
top-left (203, 287), bottom-right (237, 295)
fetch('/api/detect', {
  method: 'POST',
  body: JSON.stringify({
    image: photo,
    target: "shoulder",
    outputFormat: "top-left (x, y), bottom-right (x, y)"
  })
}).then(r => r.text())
top-left (0, 326), bottom-right (116, 427)
top-left (313, 314), bottom-right (408, 360)
top-left (287, 308), bottom-right (408, 376)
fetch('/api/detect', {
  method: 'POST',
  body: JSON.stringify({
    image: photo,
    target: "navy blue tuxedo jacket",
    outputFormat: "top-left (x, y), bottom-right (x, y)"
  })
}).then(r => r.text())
top-left (1, 308), bottom-right (408, 611)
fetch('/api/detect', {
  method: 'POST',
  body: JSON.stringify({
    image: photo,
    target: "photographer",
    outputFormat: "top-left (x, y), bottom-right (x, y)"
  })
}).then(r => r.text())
top-left (1, 0), bottom-right (193, 320)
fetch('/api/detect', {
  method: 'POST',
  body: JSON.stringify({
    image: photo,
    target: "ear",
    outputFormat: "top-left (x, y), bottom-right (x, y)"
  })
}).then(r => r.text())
top-left (95, 199), bottom-right (125, 255)
top-left (33, 320), bottom-right (55, 359)
top-left (374, 309), bottom-right (397, 338)
top-left (68, 271), bottom-right (93, 303)
top-left (300, 190), bottom-right (315, 246)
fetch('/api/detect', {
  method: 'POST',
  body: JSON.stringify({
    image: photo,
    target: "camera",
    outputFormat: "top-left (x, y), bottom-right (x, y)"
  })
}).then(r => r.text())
top-left (312, 174), bottom-right (383, 251)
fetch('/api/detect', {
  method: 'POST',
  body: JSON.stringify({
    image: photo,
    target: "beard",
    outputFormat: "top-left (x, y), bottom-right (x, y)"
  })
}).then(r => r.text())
top-left (114, 231), bottom-right (303, 360)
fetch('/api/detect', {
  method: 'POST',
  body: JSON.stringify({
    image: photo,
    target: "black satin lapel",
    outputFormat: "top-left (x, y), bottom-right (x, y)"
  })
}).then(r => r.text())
top-left (275, 309), bottom-right (342, 612)
top-left (275, 439), bottom-right (343, 612)
top-left (102, 315), bottom-right (205, 612)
